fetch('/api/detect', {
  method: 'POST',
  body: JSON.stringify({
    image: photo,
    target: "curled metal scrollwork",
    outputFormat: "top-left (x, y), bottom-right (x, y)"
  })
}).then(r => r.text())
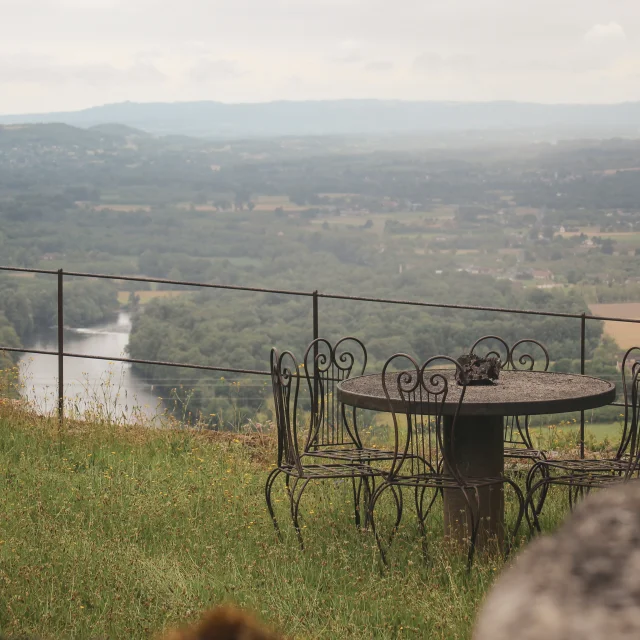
top-left (382, 353), bottom-right (420, 400)
top-left (302, 336), bottom-right (368, 451)
top-left (334, 336), bottom-right (368, 376)
top-left (420, 356), bottom-right (458, 396)
top-left (509, 338), bottom-right (550, 372)
top-left (304, 337), bottom-right (332, 375)
top-left (469, 335), bottom-right (510, 367)
top-left (270, 347), bottom-right (302, 471)
top-left (274, 348), bottom-right (297, 388)
top-left (470, 335), bottom-right (550, 372)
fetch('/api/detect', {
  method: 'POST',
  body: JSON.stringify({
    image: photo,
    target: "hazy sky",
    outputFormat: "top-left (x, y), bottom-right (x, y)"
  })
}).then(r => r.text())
top-left (1, 0), bottom-right (640, 113)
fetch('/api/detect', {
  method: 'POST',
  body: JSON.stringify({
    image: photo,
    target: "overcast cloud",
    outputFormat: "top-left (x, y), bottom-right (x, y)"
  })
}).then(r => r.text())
top-left (1, 0), bottom-right (639, 113)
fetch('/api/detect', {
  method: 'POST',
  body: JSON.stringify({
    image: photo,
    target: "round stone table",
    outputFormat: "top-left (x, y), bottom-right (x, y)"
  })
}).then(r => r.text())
top-left (337, 370), bottom-right (616, 548)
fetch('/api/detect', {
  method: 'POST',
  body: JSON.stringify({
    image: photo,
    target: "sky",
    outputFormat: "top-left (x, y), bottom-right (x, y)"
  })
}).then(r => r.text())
top-left (1, 0), bottom-right (640, 114)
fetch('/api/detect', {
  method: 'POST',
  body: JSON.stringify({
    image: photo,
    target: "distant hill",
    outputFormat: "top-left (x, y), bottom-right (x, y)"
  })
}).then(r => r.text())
top-left (88, 123), bottom-right (150, 137)
top-left (1, 100), bottom-right (640, 139)
top-left (0, 123), bottom-right (111, 148)
top-left (0, 122), bottom-right (158, 153)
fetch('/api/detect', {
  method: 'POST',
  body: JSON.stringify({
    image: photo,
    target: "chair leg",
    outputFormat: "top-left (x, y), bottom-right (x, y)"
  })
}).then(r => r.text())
top-left (265, 468), bottom-right (283, 541)
top-left (535, 478), bottom-right (549, 516)
top-left (460, 486), bottom-right (480, 572)
top-left (501, 477), bottom-right (526, 556)
top-left (415, 485), bottom-right (438, 561)
top-left (414, 485), bottom-right (427, 557)
top-left (568, 484), bottom-right (574, 510)
top-left (527, 457), bottom-right (549, 515)
top-left (390, 486), bottom-right (403, 538)
top-left (415, 486), bottom-right (439, 558)
top-left (369, 482), bottom-right (399, 566)
top-left (289, 478), bottom-right (311, 550)
top-left (526, 461), bottom-right (550, 516)
top-left (351, 474), bottom-right (377, 530)
top-left (361, 475), bottom-right (374, 530)
top-left (351, 475), bottom-right (363, 529)
top-left (568, 483), bottom-right (587, 510)
top-left (524, 476), bottom-right (552, 534)
top-left (530, 462), bottom-right (550, 516)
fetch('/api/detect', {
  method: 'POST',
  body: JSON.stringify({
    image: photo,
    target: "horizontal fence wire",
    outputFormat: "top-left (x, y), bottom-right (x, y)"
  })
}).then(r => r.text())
top-left (2, 346), bottom-right (269, 377)
top-left (4, 264), bottom-right (640, 322)
top-left (1, 265), bottom-right (638, 401)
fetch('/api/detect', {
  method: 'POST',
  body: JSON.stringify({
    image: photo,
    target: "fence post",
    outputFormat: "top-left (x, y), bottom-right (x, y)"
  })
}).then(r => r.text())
top-left (312, 290), bottom-right (319, 343)
top-left (311, 291), bottom-right (319, 448)
top-left (57, 269), bottom-right (64, 424)
top-left (312, 290), bottom-right (319, 373)
top-left (580, 312), bottom-right (586, 459)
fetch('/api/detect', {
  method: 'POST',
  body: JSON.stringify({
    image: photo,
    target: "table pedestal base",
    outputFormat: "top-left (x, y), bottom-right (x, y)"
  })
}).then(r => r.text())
top-left (443, 414), bottom-right (504, 551)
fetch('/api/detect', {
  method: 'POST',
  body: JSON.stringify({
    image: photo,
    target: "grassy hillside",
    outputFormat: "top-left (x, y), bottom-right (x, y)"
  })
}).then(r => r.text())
top-left (0, 405), bottom-right (578, 639)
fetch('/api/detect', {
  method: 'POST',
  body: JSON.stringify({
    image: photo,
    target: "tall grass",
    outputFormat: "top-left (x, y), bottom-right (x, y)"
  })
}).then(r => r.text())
top-left (0, 403), bottom-right (576, 639)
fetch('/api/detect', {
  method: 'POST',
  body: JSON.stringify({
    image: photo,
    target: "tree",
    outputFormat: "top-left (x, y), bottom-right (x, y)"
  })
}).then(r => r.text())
top-left (601, 238), bottom-right (615, 255)
top-left (127, 292), bottom-right (141, 311)
top-left (567, 270), bottom-right (580, 285)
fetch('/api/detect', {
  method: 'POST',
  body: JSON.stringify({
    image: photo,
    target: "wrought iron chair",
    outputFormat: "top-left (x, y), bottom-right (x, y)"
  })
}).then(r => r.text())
top-left (265, 347), bottom-right (387, 549)
top-left (470, 336), bottom-right (550, 465)
top-left (368, 354), bottom-right (526, 569)
top-left (525, 346), bottom-right (640, 532)
top-left (300, 337), bottom-right (400, 526)
top-left (301, 337), bottom-right (398, 461)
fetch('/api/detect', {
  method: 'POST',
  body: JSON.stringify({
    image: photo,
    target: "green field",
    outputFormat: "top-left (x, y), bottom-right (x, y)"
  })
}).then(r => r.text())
top-left (529, 421), bottom-right (623, 451)
top-left (311, 208), bottom-right (456, 238)
top-left (0, 407), bottom-right (578, 639)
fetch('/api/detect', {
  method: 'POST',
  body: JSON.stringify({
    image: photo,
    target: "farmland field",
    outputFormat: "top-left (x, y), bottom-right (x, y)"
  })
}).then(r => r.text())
top-left (312, 209), bottom-right (454, 237)
top-left (253, 195), bottom-right (303, 211)
top-left (311, 213), bottom-right (385, 234)
top-left (90, 204), bottom-right (151, 212)
top-left (556, 227), bottom-right (640, 248)
top-left (589, 303), bottom-right (640, 350)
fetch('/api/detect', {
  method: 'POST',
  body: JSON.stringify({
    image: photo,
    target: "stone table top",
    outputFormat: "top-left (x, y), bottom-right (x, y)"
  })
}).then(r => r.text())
top-left (337, 369), bottom-right (616, 417)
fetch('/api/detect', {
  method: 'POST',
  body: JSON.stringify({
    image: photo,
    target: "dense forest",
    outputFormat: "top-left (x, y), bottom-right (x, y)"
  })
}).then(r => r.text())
top-left (127, 278), bottom-right (603, 423)
top-left (1, 123), bottom-right (638, 424)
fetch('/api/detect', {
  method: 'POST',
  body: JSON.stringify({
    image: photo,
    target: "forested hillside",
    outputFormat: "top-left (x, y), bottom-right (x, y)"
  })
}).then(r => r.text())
top-left (2, 123), bottom-right (638, 424)
top-left (128, 272), bottom-right (602, 423)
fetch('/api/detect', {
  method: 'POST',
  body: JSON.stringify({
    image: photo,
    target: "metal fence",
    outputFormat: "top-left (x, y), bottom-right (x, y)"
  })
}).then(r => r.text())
top-left (2, 264), bottom-right (639, 457)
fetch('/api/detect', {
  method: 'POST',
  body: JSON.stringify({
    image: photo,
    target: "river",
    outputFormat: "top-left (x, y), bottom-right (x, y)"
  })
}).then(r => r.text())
top-left (18, 312), bottom-right (164, 423)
